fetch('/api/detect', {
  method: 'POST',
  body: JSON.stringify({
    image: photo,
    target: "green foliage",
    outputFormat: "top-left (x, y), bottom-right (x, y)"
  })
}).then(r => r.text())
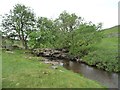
top-left (83, 26), bottom-right (119, 72)
top-left (83, 49), bottom-right (119, 72)
top-left (58, 11), bottom-right (80, 32)
top-left (28, 17), bottom-right (57, 49)
top-left (2, 4), bottom-right (118, 72)
top-left (28, 11), bottom-right (102, 52)
top-left (29, 30), bottom-right (56, 49)
top-left (69, 23), bottom-right (103, 57)
top-left (2, 4), bottom-right (36, 49)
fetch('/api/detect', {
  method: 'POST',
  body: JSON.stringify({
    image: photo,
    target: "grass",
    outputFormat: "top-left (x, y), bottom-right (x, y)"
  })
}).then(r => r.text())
top-left (83, 26), bottom-right (119, 72)
top-left (2, 49), bottom-right (105, 88)
top-left (0, 48), bottom-right (2, 89)
top-left (102, 26), bottom-right (118, 36)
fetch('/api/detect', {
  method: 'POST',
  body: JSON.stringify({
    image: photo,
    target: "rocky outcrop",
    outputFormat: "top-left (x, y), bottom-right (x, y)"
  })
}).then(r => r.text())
top-left (32, 48), bottom-right (84, 63)
top-left (32, 48), bottom-right (71, 60)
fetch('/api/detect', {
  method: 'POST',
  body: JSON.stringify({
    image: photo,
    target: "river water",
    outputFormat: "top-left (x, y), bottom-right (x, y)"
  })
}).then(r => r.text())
top-left (61, 60), bottom-right (118, 88)
top-left (44, 56), bottom-right (118, 88)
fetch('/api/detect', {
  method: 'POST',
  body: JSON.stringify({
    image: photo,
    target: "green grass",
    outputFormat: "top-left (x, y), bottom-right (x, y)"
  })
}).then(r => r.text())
top-left (83, 26), bottom-right (119, 72)
top-left (0, 48), bottom-right (2, 89)
top-left (2, 49), bottom-right (105, 88)
top-left (97, 26), bottom-right (118, 50)
top-left (102, 26), bottom-right (118, 36)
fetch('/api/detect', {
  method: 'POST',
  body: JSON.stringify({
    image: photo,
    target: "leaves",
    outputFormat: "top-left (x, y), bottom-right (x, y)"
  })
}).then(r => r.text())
top-left (2, 4), bottom-right (36, 49)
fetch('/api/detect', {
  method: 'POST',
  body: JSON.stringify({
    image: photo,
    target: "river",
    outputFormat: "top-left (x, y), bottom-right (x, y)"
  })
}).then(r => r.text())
top-left (61, 60), bottom-right (118, 88)
top-left (36, 48), bottom-right (119, 88)
top-left (45, 56), bottom-right (118, 88)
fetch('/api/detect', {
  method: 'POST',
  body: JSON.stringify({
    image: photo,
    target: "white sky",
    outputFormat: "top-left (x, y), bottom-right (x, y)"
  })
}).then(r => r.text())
top-left (0, 0), bottom-right (119, 29)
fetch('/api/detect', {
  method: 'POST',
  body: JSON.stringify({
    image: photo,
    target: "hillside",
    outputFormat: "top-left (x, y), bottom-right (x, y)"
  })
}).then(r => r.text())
top-left (102, 25), bottom-right (118, 37)
top-left (83, 26), bottom-right (119, 72)
top-left (98, 26), bottom-right (118, 50)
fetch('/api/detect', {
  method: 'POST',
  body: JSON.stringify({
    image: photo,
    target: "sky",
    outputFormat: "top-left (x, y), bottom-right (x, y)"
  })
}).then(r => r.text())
top-left (0, 0), bottom-right (119, 29)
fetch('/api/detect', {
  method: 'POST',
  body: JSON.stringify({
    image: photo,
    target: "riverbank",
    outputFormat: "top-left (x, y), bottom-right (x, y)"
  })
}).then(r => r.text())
top-left (2, 49), bottom-right (105, 88)
top-left (82, 26), bottom-right (118, 72)
top-left (31, 48), bottom-right (118, 88)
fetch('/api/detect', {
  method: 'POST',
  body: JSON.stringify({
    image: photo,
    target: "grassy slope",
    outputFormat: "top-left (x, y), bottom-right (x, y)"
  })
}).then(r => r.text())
top-left (96, 26), bottom-right (118, 51)
top-left (83, 26), bottom-right (118, 72)
top-left (2, 49), bottom-right (104, 88)
top-left (0, 49), bottom-right (2, 89)
top-left (99, 26), bottom-right (118, 59)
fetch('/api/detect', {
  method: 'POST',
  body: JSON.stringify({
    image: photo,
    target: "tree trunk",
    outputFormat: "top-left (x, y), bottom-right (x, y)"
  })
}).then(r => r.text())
top-left (21, 40), bottom-right (28, 49)
top-left (24, 40), bottom-right (28, 49)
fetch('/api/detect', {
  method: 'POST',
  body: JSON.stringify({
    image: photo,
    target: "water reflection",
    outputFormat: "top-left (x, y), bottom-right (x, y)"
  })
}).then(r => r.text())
top-left (62, 60), bottom-right (118, 88)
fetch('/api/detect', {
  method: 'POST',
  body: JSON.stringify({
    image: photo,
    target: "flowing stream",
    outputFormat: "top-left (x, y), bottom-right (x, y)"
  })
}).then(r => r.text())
top-left (61, 60), bottom-right (118, 88)
top-left (36, 48), bottom-right (119, 88)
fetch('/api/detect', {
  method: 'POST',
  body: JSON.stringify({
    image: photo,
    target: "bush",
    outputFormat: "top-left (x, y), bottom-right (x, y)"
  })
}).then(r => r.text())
top-left (83, 49), bottom-right (119, 72)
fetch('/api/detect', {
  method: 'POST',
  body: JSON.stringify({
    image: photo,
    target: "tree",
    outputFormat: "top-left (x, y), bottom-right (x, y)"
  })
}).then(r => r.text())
top-left (29, 17), bottom-right (57, 49)
top-left (57, 11), bottom-right (83, 49)
top-left (69, 22), bottom-right (103, 57)
top-left (58, 11), bottom-right (82, 32)
top-left (2, 4), bottom-right (36, 49)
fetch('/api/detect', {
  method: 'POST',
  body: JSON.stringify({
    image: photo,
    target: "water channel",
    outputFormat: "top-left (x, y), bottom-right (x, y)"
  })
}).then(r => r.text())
top-left (45, 57), bottom-right (118, 88)
top-left (61, 60), bottom-right (118, 88)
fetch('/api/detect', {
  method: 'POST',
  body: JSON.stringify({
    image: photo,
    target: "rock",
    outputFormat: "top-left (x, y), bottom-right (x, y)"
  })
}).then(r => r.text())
top-left (43, 52), bottom-right (51, 56)
top-left (53, 50), bottom-right (61, 54)
top-left (12, 45), bottom-right (20, 49)
top-left (62, 49), bottom-right (69, 53)
top-left (51, 61), bottom-right (59, 65)
top-left (55, 48), bottom-right (62, 51)
top-left (6, 51), bottom-right (14, 54)
top-left (59, 62), bottom-right (63, 66)
top-left (61, 54), bottom-right (66, 58)
top-left (51, 66), bottom-right (58, 69)
top-left (44, 61), bottom-right (51, 64)
top-left (76, 58), bottom-right (80, 62)
top-left (53, 54), bottom-right (61, 58)
top-left (41, 58), bottom-right (49, 61)
top-left (32, 48), bottom-right (76, 61)
top-left (44, 48), bottom-right (51, 51)
top-left (44, 61), bottom-right (59, 65)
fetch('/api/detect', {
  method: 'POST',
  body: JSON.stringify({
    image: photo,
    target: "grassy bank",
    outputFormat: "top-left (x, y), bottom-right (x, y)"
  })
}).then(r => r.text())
top-left (83, 26), bottom-right (119, 72)
top-left (0, 48), bottom-right (2, 89)
top-left (2, 49), bottom-right (104, 88)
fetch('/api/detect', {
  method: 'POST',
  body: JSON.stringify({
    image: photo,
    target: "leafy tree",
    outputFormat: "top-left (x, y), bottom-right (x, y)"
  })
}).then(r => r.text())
top-left (2, 4), bottom-right (36, 49)
top-left (58, 11), bottom-right (81, 32)
top-left (28, 11), bottom-right (103, 53)
top-left (56, 11), bottom-right (83, 49)
top-left (69, 23), bottom-right (103, 57)
top-left (29, 17), bottom-right (57, 49)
